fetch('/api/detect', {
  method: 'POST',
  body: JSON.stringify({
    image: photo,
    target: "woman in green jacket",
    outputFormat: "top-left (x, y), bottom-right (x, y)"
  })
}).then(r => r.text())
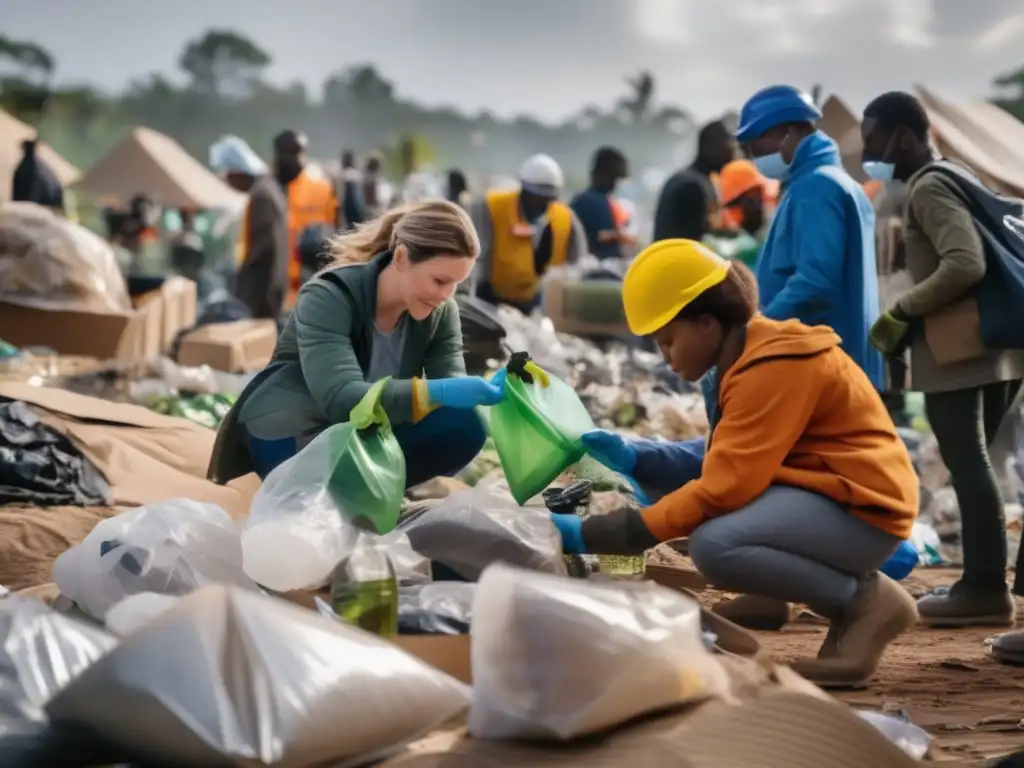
top-left (209, 200), bottom-right (502, 485)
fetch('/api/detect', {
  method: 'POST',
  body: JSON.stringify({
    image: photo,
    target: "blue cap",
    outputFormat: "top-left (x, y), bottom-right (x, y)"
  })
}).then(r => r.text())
top-left (735, 85), bottom-right (822, 142)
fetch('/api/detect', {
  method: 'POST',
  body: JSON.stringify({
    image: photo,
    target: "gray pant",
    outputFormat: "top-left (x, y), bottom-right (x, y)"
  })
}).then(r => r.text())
top-left (688, 486), bottom-right (902, 612)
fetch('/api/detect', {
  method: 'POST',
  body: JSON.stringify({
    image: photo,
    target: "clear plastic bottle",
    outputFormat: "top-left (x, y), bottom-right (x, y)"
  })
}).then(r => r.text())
top-left (330, 534), bottom-right (398, 636)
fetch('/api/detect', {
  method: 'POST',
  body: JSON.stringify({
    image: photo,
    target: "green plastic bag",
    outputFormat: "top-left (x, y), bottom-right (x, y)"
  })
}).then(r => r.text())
top-left (325, 377), bottom-right (407, 534)
top-left (488, 356), bottom-right (595, 504)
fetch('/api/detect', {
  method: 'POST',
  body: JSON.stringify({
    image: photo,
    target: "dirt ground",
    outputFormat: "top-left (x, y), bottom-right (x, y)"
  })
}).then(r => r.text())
top-left (653, 552), bottom-right (1024, 763)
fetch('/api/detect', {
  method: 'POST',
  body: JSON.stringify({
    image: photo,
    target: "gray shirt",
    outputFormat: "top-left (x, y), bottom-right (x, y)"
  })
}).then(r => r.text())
top-left (367, 315), bottom-right (409, 383)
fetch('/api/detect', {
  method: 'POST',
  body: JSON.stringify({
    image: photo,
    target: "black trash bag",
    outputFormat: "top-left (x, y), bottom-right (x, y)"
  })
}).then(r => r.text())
top-left (0, 400), bottom-right (111, 507)
top-left (397, 583), bottom-right (475, 636)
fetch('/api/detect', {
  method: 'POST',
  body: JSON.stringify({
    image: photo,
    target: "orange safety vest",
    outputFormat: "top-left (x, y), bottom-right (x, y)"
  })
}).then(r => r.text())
top-left (286, 169), bottom-right (338, 304)
top-left (485, 189), bottom-right (572, 303)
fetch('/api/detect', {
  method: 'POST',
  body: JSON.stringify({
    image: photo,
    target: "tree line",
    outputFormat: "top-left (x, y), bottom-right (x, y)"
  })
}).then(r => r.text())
top-left (0, 30), bottom-right (697, 188)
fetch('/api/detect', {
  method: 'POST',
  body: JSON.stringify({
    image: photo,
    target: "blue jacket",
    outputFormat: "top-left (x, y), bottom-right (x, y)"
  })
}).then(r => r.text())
top-left (570, 188), bottom-right (620, 260)
top-left (756, 131), bottom-right (883, 389)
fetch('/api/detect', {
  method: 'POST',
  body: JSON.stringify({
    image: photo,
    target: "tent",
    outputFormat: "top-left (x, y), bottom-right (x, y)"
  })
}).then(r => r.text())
top-left (76, 126), bottom-right (244, 210)
top-left (0, 107), bottom-right (80, 203)
top-left (915, 85), bottom-right (1024, 198)
top-left (817, 95), bottom-right (868, 182)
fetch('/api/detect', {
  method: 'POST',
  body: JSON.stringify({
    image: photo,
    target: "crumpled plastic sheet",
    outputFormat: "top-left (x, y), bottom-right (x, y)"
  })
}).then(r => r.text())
top-left (857, 710), bottom-right (933, 760)
top-left (398, 486), bottom-right (567, 581)
top-left (398, 583), bottom-right (476, 635)
top-left (46, 585), bottom-right (471, 768)
top-left (0, 597), bottom-right (116, 724)
top-left (0, 202), bottom-right (131, 313)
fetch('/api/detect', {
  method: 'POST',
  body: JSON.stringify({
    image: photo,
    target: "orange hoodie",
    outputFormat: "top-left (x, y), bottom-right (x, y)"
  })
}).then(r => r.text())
top-left (640, 316), bottom-right (919, 542)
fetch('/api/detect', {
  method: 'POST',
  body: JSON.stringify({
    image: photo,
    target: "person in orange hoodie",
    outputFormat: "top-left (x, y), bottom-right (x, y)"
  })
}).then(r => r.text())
top-left (551, 239), bottom-right (920, 688)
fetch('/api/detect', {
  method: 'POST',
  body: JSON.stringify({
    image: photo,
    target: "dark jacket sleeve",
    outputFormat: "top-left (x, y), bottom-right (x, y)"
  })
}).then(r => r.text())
top-left (234, 183), bottom-right (289, 319)
top-left (653, 179), bottom-right (711, 242)
top-left (633, 438), bottom-right (706, 495)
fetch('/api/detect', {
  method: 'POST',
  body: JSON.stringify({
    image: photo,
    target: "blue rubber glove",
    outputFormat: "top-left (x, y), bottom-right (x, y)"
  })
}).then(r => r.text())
top-left (550, 513), bottom-right (586, 554)
top-left (580, 429), bottom-right (637, 474)
top-left (426, 369), bottom-right (507, 409)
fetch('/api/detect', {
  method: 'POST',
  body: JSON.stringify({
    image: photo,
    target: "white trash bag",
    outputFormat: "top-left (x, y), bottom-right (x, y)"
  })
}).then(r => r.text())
top-left (52, 500), bottom-right (258, 620)
top-left (47, 586), bottom-right (471, 767)
top-left (398, 486), bottom-right (566, 580)
top-left (242, 434), bottom-right (366, 593)
top-left (104, 592), bottom-right (181, 636)
top-left (468, 563), bottom-right (730, 741)
top-left (0, 597), bottom-right (117, 722)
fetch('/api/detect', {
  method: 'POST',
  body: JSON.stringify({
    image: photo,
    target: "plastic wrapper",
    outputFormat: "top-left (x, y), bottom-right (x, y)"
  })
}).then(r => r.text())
top-left (244, 380), bottom-right (406, 593)
top-left (488, 361), bottom-right (595, 504)
top-left (0, 597), bottom-right (117, 723)
top-left (377, 530), bottom-right (432, 586)
top-left (398, 583), bottom-right (476, 635)
top-left (857, 710), bottom-right (933, 760)
top-left (468, 563), bottom-right (730, 740)
top-left (46, 586), bottom-right (471, 767)
top-left (52, 500), bottom-right (258, 620)
top-left (0, 202), bottom-right (131, 313)
top-left (398, 486), bottom-right (567, 580)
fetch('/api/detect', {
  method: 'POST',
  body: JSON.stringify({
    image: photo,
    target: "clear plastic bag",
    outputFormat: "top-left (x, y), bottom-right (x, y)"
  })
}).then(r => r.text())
top-left (47, 585), bottom-right (471, 767)
top-left (488, 361), bottom-right (595, 504)
top-left (104, 592), bottom-right (181, 636)
top-left (398, 486), bottom-right (567, 580)
top-left (857, 710), bottom-right (933, 760)
top-left (244, 380), bottom-right (407, 592)
top-left (0, 202), bottom-right (131, 313)
top-left (52, 499), bottom-right (258, 620)
top-left (468, 563), bottom-right (730, 741)
top-left (0, 597), bottom-right (116, 723)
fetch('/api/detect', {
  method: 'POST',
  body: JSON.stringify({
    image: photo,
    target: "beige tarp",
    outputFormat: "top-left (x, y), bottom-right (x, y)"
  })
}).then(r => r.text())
top-left (76, 126), bottom-right (244, 209)
top-left (0, 107), bottom-right (80, 203)
top-left (916, 85), bottom-right (1024, 198)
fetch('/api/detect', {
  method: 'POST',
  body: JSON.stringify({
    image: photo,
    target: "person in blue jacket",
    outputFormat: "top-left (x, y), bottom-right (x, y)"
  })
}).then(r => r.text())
top-left (738, 84), bottom-right (883, 390)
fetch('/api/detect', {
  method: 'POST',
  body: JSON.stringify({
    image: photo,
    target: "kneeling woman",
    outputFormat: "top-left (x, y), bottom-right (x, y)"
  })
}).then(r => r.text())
top-left (210, 200), bottom-right (502, 486)
top-left (555, 239), bottom-right (920, 688)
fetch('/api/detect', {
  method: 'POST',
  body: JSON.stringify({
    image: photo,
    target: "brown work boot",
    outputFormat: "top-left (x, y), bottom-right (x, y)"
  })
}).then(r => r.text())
top-left (789, 573), bottom-right (918, 689)
top-left (712, 595), bottom-right (791, 631)
top-left (916, 581), bottom-right (1015, 628)
top-left (992, 629), bottom-right (1024, 665)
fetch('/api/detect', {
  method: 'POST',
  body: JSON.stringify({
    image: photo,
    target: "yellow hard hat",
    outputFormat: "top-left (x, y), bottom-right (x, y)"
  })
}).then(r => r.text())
top-left (622, 239), bottom-right (730, 336)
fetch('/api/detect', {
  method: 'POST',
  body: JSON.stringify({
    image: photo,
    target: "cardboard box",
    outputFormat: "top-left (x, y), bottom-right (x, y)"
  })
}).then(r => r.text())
top-left (543, 276), bottom-right (632, 338)
top-left (0, 277), bottom-right (197, 362)
top-left (177, 319), bottom-right (277, 373)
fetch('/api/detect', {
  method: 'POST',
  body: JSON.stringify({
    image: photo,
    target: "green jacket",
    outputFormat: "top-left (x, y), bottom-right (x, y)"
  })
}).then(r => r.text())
top-left (208, 251), bottom-right (466, 483)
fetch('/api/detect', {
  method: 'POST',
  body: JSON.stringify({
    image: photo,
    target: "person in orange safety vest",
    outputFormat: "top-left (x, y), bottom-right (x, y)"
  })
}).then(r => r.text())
top-left (273, 130), bottom-right (339, 307)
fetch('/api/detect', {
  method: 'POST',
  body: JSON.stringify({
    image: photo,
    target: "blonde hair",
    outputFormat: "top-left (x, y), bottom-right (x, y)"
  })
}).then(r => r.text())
top-left (328, 200), bottom-right (479, 266)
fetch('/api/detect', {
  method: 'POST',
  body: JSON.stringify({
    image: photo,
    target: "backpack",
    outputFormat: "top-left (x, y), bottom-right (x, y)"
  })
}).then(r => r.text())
top-left (920, 161), bottom-right (1024, 350)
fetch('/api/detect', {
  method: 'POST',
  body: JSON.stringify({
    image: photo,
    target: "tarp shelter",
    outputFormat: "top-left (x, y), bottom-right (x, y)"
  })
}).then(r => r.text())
top-left (817, 95), bottom-right (868, 183)
top-left (916, 85), bottom-right (1024, 199)
top-left (76, 126), bottom-right (244, 210)
top-left (0, 107), bottom-right (80, 203)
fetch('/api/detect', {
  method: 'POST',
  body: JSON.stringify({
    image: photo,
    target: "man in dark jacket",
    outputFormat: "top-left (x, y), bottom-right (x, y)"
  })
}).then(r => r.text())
top-left (210, 135), bottom-right (289, 319)
top-left (652, 121), bottom-right (736, 242)
top-left (11, 139), bottom-right (64, 210)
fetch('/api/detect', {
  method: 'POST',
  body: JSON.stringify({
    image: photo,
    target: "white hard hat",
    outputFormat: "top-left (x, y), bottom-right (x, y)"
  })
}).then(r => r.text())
top-left (519, 154), bottom-right (564, 196)
top-left (209, 135), bottom-right (268, 176)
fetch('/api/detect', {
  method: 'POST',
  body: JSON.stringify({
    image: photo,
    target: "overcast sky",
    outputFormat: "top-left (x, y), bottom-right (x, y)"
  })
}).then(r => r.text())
top-left (3, 0), bottom-right (1024, 122)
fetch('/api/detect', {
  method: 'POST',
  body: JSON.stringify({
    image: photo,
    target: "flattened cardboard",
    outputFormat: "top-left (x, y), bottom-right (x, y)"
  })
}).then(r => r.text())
top-left (0, 277), bottom-right (196, 361)
top-left (177, 319), bottom-right (277, 373)
top-left (0, 382), bottom-right (258, 519)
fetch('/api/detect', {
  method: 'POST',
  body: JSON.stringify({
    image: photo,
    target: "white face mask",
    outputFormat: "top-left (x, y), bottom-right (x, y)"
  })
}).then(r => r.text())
top-left (862, 161), bottom-right (895, 183)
